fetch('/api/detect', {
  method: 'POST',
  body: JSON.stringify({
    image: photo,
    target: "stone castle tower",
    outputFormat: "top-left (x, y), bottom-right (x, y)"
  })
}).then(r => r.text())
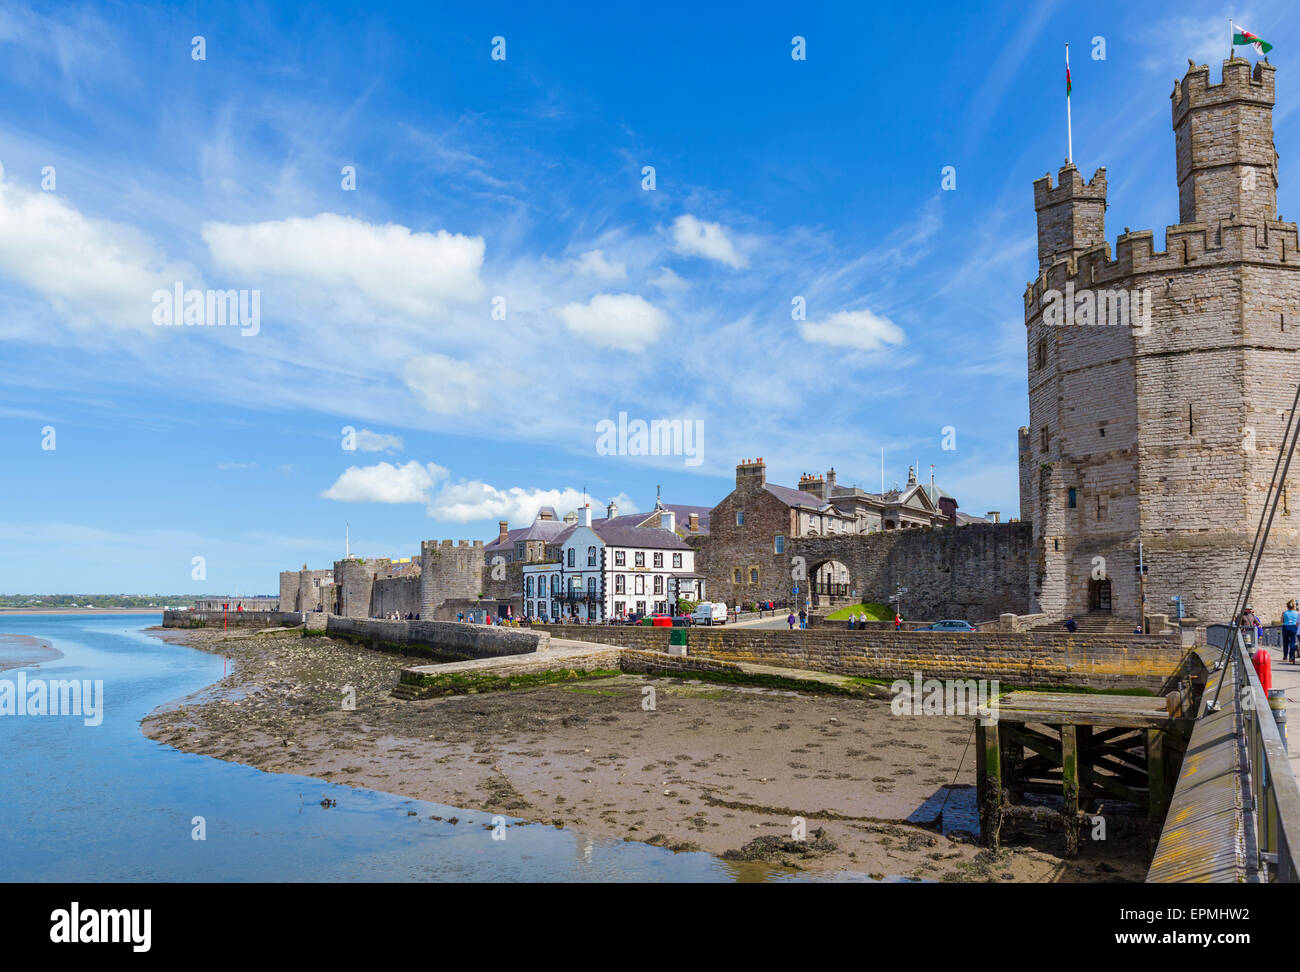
top-left (1020, 56), bottom-right (1300, 625)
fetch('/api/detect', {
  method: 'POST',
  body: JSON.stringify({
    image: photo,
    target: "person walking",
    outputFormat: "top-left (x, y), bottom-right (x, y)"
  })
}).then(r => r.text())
top-left (786, 611), bottom-right (796, 630)
top-left (798, 607), bottom-right (807, 630)
top-left (894, 612), bottom-right (902, 631)
top-left (1241, 605), bottom-right (1261, 648)
top-left (1284, 600), bottom-right (1298, 663)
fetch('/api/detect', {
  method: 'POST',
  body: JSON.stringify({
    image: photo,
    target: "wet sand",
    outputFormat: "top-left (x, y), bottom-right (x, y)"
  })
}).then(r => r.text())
top-left (0, 633), bottom-right (63, 671)
top-left (141, 626), bottom-right (1148, 881)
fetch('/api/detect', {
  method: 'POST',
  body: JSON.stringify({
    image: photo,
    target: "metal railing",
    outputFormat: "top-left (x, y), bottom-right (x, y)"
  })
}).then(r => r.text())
top-left (1209, 629), bottom-right (1300, 881)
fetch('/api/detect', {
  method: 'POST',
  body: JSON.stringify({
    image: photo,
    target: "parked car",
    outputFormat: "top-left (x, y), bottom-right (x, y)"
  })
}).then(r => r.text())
top-left (692, 602), bottom-right (729, 626)
top-left (921, 619), bottom-right (977, 632)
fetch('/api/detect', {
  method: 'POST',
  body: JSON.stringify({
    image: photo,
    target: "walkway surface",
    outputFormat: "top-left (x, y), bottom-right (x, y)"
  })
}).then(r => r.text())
top-left (1261, 641), bottom-right (1300, 780)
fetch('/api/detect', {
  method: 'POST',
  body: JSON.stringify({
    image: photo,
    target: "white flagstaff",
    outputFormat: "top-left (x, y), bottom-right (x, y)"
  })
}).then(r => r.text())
top-left (1066, 43), bottom-right (1073, 164)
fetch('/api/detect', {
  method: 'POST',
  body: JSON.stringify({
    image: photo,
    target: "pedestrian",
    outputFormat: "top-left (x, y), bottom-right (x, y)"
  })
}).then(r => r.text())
top-left (894, 613), bottom-right (902, 631)
top-left (1064, 615), bottom-right (1077, 633)
top-left (787, 611), bottom-right (796, 630)
top-left (1284, 600), bottom-right (1298, 663)
top-left (848, 611), bottom-right (856, 631)
top-left (1241, 605), bottom-right (1260, 647)
top-left (798, 607), bottom-right (807, 630)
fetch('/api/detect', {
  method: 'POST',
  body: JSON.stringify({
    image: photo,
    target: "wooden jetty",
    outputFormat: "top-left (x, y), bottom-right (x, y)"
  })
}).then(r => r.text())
top-left (975, 690), bottom-right (1194, 856)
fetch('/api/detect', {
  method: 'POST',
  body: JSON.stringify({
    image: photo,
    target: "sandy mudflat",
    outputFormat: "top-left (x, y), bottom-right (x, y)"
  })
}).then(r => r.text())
top-left (0, 633), bottom-right (63, 671)
top-left (141, 627), bottom-right (1149, 881)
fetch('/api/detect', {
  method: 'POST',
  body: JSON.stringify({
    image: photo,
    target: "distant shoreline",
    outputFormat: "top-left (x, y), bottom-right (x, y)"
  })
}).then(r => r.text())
top-left (0, 608), bottom-right (166, 615)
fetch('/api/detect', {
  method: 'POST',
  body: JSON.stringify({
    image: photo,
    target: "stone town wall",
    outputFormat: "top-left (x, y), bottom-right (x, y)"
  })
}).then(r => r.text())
top-left (535, 624), bottom-right (1185, 691)
top-left (371, 575), bottom-right (422, 618)
top-left (163, 610), bottom-right (303, 628)
top-left (420, 540), bottom-right (486, 619)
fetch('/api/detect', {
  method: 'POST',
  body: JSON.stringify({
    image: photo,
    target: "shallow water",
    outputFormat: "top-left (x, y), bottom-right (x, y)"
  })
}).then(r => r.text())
top-left (0, 614), bottom-right (874, 882)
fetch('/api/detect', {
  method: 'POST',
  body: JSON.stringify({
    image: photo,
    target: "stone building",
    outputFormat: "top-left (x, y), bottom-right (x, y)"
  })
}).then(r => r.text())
top-left (1020, 56), bottom-right (1300, 625)
top-left (707, 458), bottom-right (964, 604)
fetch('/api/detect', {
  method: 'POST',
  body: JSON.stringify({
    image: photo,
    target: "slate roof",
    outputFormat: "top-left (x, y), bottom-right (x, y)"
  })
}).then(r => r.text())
top-left (763, 483), bottom-right (833, 512)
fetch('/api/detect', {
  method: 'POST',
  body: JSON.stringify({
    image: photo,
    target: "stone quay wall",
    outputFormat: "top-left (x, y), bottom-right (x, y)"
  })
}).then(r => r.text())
top-left (535, 624), bottom-right (1185, 691)
top-left (163, 610), bottom-right (304, 628)
top-left (326, 616), bottom-right (549, 661)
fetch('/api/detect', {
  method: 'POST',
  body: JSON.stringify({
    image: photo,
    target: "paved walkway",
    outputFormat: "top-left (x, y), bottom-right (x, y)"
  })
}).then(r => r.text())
top-left (1262, 642), bottom-right (1300, 779)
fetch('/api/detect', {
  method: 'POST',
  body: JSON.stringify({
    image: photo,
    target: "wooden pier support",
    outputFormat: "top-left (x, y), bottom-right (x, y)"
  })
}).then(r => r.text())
top-left (975, 691), bottom-right (1190, 858)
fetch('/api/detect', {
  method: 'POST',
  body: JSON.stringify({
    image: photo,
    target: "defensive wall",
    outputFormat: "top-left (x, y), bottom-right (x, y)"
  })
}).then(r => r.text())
top-left (163, 610), bottom-right (304, 628)
top-left (786, 522), bottom-right (1035, 621)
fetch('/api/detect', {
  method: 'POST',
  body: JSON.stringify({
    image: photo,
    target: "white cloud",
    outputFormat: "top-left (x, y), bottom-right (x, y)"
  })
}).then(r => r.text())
top-left (571, 248), bottom-right (627, 281)
top-left (322, 460), bottom-right (448, 503)
top-left (671, 214), bottom-right (747, 269)
top-left (799, 309), bottom-right (905, 352)
top-left (0, 163), bottom-right (195, 333)
top-left (556, 293), bottom-right (669, 351)
top-left (202, 213), bottom-right (485, 317)
top-left (428, 482), bottom-right (637, 523)
top-left (650, 266), bottom-right (690, 292)
top-left (403, 354), bottom-right (483, 413)
top-left (353, 428), bottom-right (404, 453)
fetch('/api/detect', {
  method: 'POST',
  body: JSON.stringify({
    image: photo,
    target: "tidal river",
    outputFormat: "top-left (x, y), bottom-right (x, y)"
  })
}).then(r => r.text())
top-left (0, 613), bottom-right (818, 882)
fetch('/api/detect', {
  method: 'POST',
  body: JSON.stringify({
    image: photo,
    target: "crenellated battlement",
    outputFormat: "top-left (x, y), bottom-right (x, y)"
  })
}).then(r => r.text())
top-left (1023, 218), bottom-right (1300, 316)
top-left (1032, 165), bottom-right (1107, 210)
top-left (1172, 57), bottom-right (1275, 127)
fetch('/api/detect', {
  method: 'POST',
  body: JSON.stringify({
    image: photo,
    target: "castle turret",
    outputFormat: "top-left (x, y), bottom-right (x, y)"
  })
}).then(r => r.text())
top-left (1033, 164), bottom-right (1107, 270)
top-left (1172, 58), bottom-right (1277, 227)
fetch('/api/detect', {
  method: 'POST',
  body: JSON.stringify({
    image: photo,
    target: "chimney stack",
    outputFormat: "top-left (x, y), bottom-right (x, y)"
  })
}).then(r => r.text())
top-left (986, 511), bottom-right (1001, 523)
top-left (606, 500), bottom-right (618, 519)
top-left (688, 512), bottom-right (700, 532)
top-left (579, 505), bottom-right (592, 527)
top-left (498, 520), bottom-right (509, 544)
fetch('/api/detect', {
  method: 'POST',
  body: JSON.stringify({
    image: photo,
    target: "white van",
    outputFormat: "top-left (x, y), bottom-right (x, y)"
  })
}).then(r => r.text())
top-left (693, 602), bottom-right (728, 626)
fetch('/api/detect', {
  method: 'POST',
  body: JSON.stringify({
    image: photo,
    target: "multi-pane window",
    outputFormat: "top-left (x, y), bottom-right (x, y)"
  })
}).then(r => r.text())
top-left (736, 511), bottom-right (745, 526)
top-left (653, 552), bottom-right (663, 568)
top-left (587, 546), bottom-right (597, 567)
top-left (538, 576), bottom-right (547, 597)
top-left (635, 552), bottom-right (645, 567)
top-left (654, 576), bottom-right (664, 594)
top-left (672, 553), bottom-right (682, 568)
top-left (749, 567), bottom-right (759, 584)
top-left (774, 535), bottom-right (785, 554)
top-left (614, 550), bottom-right (626, 566)
top-left (615, 576), bottom-right (626, 594)
top-left (732, 568), bottom-right (742, 583)
top-left (567, 548), bottom-right (575, 567)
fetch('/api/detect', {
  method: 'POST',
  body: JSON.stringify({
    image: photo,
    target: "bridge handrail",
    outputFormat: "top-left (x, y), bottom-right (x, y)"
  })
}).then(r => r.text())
top-left (1222, 633), bottom-right (1300, 881)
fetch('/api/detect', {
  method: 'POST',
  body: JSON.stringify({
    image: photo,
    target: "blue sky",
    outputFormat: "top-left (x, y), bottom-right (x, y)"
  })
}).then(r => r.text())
top-left (1, 0), bottom-right (1296, 594)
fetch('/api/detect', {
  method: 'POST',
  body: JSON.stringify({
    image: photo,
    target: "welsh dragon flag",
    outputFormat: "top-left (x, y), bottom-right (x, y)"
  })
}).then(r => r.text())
top-left (1233, 23), bottom-right (1273, 55)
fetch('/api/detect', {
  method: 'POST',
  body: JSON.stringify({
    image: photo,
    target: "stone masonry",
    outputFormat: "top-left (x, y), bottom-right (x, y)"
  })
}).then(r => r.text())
top-left (1021, 57), bottom-right (1300, 626)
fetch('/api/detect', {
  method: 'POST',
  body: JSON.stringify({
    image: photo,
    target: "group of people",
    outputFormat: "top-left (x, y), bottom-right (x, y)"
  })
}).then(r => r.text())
top-left (785, 608), bottom-right (808, 629)
top-left (384, 611), bottom-right (419, 621)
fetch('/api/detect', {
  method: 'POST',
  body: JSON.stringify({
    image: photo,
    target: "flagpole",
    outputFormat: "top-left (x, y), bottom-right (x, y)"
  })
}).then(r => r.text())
top-left (1066, 44), bottom-right (1073, 164)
